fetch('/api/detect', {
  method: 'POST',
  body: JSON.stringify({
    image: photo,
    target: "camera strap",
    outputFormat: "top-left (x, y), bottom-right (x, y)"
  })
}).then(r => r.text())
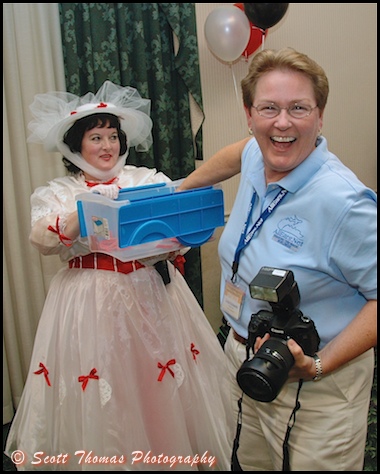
top-left (282, 379), bottom-right (303, 471)
top-left (231, 395), bottom-right (244, 471)
top-left (231, 380), bottom-right (303, 472)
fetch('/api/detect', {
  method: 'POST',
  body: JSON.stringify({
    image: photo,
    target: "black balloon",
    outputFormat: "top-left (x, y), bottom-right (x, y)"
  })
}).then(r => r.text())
top-left (244, 3), bottom-right (289, 30)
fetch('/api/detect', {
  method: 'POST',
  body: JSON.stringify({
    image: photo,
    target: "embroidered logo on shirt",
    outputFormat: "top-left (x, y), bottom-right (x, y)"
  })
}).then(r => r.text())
top-left (272, 215), bottom-right (304, 251)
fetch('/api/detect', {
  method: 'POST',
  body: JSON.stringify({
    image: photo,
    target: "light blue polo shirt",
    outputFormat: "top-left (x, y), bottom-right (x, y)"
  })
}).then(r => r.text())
top-left (219, 137), bottom-right (377, 348)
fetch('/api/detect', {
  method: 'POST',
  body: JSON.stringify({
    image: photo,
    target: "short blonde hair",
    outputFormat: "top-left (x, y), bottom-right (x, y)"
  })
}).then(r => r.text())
top-left (241, 47), bottom-right (329, 111)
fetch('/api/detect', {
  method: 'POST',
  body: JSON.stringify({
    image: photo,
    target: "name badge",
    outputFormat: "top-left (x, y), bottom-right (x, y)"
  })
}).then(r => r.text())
top-left (221, 280), bottom-right (245, 321)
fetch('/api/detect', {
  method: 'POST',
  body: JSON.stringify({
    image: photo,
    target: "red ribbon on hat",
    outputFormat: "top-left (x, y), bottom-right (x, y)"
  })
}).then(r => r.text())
top-left (157, 359), bottom-right (176, 381)
top-left (70, 102), bottom-right (109, 116)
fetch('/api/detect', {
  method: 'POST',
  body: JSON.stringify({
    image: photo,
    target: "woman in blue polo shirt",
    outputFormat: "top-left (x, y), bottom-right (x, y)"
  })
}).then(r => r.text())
top-left (178, 47), bottom-right (377, 471)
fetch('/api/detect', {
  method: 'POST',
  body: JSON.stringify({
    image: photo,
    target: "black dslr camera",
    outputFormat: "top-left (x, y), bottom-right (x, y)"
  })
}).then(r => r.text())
top-left (236, 267), bottom-right (320, 402)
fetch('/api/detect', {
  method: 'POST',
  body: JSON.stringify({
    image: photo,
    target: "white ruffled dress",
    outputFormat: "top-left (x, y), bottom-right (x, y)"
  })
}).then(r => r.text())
top-left (5, 166), bottom-right (233, 471)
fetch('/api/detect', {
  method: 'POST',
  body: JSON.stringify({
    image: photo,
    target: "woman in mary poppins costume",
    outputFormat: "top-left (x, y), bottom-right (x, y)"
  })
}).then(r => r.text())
top-left (5, 81), bottom-right (232, 471)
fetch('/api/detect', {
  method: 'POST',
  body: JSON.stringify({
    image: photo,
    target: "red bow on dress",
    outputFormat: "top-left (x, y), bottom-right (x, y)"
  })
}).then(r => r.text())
top-left (34, 362), bottom-right (51, 386)
top-left (78, 368), bottom-right (99, 391)
top-left (190, 343), bottom-right (200, 361)
top-left (157, 359), bottom-right (176, 381)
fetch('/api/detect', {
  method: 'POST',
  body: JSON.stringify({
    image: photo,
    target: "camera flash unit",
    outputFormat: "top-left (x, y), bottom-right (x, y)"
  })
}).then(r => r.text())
top-left (249, 267), bottom-right (295, 303)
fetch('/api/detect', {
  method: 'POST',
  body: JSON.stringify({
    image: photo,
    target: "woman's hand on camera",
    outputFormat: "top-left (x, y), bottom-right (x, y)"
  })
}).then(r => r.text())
top-left (287, 339), bottom-right (317, 382)
top-left (253, 333), bottom-right (270, 354)
top-left (253, 335), bottom-right (317, 382)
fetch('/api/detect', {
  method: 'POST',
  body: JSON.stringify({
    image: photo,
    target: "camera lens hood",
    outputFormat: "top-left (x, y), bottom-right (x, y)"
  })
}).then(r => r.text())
top-left (236, 338), bottom-right (294, 402)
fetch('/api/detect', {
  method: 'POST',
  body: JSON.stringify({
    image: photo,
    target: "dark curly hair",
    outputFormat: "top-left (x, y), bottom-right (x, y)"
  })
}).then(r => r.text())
top-left (62, 113), bottom-right (128, 174)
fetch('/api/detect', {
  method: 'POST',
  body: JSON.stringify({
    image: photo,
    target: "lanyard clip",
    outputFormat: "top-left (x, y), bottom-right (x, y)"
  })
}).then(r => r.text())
top-left (231, 261), bottom-right (239, 283)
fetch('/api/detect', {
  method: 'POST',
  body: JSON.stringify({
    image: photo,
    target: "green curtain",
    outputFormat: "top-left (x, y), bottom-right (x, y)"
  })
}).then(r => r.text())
top-left (59, 2), bottom-right (205, 305)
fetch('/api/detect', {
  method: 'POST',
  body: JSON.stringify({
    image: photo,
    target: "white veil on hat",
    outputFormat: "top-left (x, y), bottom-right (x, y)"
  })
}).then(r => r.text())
top-left (27, 81), bottom-right (153, 180)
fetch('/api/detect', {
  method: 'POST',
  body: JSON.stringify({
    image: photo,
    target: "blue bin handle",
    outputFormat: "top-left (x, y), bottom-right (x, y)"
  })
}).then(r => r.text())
top-left (128, 220), bottom-right (175, 245)
top-left (118, 182), bottom-right (167, 195)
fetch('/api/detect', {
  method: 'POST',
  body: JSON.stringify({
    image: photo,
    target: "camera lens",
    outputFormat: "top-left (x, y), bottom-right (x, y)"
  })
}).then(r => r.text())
top-left (236, 338), bottom-right (294, 402)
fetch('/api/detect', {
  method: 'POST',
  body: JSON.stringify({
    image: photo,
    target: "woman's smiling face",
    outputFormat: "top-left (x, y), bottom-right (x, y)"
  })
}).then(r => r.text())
top-left (246, 69), bottom-right (324, 183)
top-left (80, 122), bottom-right (121, 181)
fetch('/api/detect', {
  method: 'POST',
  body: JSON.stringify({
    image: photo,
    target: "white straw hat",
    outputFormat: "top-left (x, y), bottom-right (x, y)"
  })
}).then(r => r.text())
top-left (28, 81), bottom-right (153, 180)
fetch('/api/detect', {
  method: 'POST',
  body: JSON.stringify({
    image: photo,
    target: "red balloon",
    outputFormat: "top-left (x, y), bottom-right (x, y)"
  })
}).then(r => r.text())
top-left (234, 3), bottom-right (267, 58)
top-left (244, 25), bottom-right (267, 58)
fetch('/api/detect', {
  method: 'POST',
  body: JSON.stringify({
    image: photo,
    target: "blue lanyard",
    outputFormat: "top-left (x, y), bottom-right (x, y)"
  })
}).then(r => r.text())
top-left (231, 187), bottom-right (288, 281)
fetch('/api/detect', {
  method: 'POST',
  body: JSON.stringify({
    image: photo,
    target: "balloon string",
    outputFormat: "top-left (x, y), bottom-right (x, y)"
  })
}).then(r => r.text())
top-left (230, 64), bottom-right (245, 131)
top-left (261, 30), bottom-right (266, 51)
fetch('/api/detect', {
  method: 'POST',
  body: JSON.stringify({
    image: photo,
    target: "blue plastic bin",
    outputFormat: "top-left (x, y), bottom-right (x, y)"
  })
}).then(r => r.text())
top-left (76, 181), bottom-right (224, 261)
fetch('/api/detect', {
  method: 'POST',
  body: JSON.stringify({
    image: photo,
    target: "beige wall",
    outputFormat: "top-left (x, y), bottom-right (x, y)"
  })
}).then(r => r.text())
top-left (195, 3), bottom-right (377, 330)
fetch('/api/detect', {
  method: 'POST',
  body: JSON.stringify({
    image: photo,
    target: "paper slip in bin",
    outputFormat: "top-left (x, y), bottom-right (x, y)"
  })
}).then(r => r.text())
top-left (76, 180), bottom-right (225, 261)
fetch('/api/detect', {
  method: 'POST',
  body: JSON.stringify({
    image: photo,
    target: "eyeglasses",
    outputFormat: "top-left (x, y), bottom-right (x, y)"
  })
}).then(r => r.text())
top-left (252, 102), bottom-right (318, 119)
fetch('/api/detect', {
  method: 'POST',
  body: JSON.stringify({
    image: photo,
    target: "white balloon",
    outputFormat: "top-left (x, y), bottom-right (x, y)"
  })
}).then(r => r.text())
top-left (204, 6), bottom-right (251, 63)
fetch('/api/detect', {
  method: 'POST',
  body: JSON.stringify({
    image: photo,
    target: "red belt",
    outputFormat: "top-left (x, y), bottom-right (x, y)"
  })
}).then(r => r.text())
top-left (233, 329), bottom-right (248, 345)
top-left (68, 253), bottom-right (145, 275)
